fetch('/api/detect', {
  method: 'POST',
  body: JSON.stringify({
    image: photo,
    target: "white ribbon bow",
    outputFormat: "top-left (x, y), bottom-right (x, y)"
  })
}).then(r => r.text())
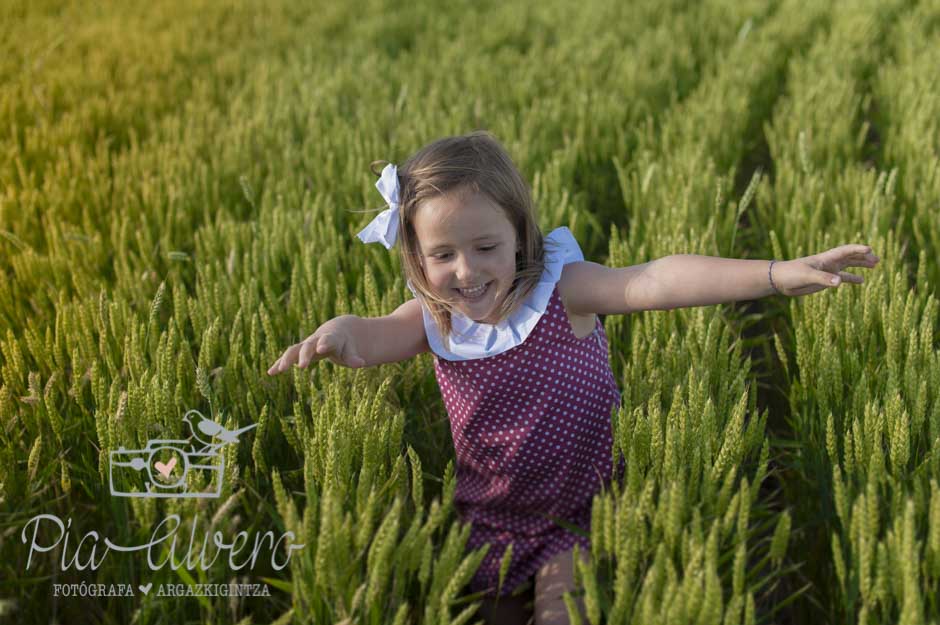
top-left (356, 163), bottom-right (401, 249)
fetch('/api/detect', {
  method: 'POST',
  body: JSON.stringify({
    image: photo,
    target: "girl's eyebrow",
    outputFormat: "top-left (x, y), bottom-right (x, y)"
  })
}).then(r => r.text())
top-left (428, 235), bottom-right (498, 252)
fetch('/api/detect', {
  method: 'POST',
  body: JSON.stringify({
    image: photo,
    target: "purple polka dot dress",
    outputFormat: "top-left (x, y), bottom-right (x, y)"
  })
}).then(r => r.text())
top-left (408, 227), bottom-right (626, 599)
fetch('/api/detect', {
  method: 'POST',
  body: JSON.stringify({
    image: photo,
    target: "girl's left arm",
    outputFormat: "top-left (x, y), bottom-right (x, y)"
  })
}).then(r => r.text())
top-left (642, 244), bottom-right (880, 310)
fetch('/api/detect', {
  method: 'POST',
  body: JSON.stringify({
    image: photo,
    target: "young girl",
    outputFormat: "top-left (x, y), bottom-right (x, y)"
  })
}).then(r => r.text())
top-left (267, 131), bottom-right (880, 625)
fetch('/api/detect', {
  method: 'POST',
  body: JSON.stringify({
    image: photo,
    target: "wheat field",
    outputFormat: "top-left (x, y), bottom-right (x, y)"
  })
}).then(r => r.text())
top-left (2, 0), bottom-right (939, 624)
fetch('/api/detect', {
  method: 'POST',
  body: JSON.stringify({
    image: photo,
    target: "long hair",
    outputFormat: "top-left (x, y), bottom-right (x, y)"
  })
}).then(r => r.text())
top-left (368, 130), bottom-right (558, 352)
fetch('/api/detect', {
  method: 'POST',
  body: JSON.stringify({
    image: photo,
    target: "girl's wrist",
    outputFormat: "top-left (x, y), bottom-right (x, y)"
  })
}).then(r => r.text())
top-left (769, 259), bottom-right (782, 295)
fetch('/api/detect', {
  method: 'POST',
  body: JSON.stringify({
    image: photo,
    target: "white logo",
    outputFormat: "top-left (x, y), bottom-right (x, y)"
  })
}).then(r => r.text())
top-left (109, 410), bottom-right (256, 499)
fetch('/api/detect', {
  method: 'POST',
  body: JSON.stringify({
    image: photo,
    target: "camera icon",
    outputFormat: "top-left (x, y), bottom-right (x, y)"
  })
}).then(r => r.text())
top-left (109, 440), bottom-right (224, 499)
top-left (108, 410), bottom-right (255, 499)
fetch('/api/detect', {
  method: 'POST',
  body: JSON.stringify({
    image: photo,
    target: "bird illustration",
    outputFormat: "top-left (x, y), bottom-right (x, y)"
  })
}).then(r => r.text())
top-left (182, 409), bottom-right (257, 451)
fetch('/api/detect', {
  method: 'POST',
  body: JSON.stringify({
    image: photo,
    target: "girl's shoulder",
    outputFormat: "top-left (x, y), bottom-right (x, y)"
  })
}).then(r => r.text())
top-left (556, 261), bottom-right (599, 338)
top-left (556, 259), bottom-right (602, 313)
top-left (555, 259), bottom-right (586, 302)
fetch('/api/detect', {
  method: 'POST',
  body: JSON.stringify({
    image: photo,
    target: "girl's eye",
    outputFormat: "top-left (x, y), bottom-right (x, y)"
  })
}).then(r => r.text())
top-left (432, 245), bottom-right (497, 261)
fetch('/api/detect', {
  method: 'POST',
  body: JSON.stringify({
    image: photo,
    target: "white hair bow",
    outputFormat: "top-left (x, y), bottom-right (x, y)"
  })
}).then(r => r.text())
top-left (356, 163), bottom-right (401, 249)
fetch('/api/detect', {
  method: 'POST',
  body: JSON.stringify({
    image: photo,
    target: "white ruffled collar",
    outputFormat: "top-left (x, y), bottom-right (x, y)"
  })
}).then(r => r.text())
top-left (406, 226), bottom-right (584, 361)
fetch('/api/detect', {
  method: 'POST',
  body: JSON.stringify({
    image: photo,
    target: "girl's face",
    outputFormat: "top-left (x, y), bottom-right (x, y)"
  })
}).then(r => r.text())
top-left (413, 190), bottom-right (519, 324)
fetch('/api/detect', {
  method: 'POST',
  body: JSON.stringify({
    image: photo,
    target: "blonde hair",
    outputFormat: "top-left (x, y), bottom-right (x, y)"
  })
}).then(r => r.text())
top-left (367, 130), bottom-right (560, 352)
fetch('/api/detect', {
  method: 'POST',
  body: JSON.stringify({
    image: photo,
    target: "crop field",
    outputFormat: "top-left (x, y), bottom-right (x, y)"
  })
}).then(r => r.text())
top-left (2, 0), bottom-right (939, 623)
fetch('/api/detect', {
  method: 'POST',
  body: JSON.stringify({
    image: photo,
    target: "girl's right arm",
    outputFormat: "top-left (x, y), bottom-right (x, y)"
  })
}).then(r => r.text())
top-left (266, 298), bottom-right (429, 374)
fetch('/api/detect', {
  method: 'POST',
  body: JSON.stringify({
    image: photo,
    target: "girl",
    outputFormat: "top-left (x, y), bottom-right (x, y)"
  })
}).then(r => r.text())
top-left (267, 131), bottom-right (880, 625)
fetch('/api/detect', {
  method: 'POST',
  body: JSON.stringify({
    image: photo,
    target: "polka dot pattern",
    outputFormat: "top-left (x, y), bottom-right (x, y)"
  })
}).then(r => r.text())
top-left (434, 283), bottom-right (627, 599)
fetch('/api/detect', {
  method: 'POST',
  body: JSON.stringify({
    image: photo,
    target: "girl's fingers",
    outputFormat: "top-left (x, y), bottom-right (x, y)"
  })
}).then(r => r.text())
top-left (296, 340), bottom-right (313, 368)
top-left (831, 245), bottom-right (875, 260)
top-left (839, 271), bottom-right (863, 283)
top-left (849, 251), bottom-right (878, 262)
top-left (269, 331), bottom-right (362, 373)
top-left (300, 335), bottom-right (330, 368)
top-left (268, 353), bottom-right (288, 375)
top-left (842, 244), bottom-right (871, 254)
top-left (270, 338), bottom-right (317, 374)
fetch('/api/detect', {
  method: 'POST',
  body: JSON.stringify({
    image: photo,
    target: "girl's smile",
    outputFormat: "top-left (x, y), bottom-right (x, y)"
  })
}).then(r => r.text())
top-left (413, 190), bottom-right (518, 324)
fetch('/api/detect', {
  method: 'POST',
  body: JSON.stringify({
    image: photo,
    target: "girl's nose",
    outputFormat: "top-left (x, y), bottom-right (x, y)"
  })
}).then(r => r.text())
top-left (454, 255), bottom-right (476, 281)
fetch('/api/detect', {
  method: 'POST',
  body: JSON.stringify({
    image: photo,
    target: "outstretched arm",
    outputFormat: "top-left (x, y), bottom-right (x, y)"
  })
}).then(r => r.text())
top-left (642, 245), bottom-right (880, 310)
top-left (559, 245), bottom-right (880, 316)
top-left (267, 298), bottom-right (429, 373)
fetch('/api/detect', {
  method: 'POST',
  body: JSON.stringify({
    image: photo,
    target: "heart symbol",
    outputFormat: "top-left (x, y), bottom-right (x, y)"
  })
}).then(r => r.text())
top-left (154, 457), bottom-right (177, 479)
top-left (139, 582), bottom-right (152, 595)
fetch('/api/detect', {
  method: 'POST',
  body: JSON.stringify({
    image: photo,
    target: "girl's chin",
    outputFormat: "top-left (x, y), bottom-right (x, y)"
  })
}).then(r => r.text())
top-left (459, 302), bottom-right (494, 321)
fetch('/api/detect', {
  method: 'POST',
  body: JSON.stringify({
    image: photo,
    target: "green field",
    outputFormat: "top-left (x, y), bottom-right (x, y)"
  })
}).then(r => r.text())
top-left (2, 0), bottom-right (940, 623)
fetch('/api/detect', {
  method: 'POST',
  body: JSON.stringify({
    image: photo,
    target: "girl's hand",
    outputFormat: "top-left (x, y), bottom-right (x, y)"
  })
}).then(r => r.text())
top-left (267, 317), bottom-right (366, 374)
top-left (774, 244), bottom-right (880, 297)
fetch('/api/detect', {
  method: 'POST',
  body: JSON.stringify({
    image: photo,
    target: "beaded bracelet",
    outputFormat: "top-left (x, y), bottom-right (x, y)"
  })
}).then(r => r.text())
top-left (768, 259), bottom-right (781, 295)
